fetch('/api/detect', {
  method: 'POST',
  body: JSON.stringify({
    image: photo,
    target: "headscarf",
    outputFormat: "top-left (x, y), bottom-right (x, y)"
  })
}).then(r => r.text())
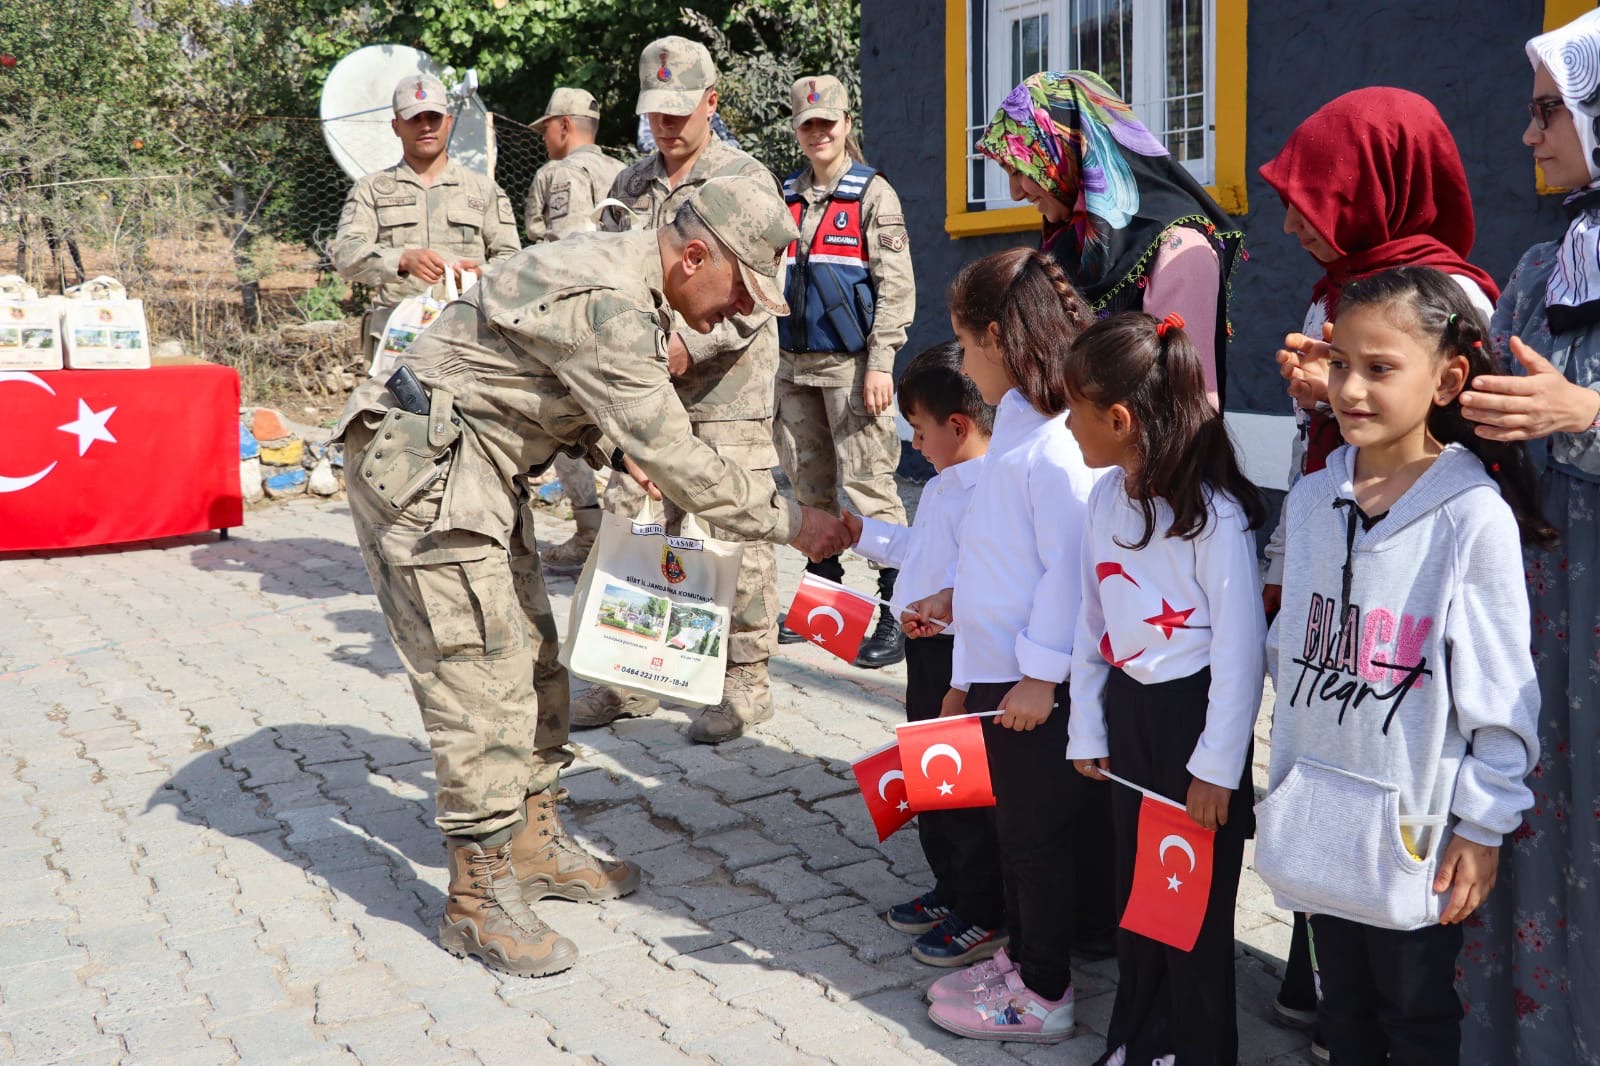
top-left (1528, 9), bottom-right (1600, 331)
top-left (1258, 87), bottom-right (1499, 320)
top-left (976, 71), bottom-right (1242, 311)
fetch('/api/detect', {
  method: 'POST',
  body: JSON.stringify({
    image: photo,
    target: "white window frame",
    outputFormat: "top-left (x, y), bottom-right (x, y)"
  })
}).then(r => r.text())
top-left (966, 0), bottom-right (1216, 212)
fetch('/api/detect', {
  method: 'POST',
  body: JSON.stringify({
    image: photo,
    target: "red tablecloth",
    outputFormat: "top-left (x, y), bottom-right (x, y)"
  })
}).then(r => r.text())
top-left (0, 365), bottom-right (243, 551)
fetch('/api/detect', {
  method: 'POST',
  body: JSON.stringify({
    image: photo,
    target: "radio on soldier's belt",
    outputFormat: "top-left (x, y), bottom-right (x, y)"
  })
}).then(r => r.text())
top-left (386, 365), bottom-right (431, 415)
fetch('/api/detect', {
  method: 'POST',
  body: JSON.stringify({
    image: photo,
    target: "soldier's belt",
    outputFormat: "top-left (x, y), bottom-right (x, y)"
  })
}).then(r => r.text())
top-left (359, 390), bottom-right (462, 511)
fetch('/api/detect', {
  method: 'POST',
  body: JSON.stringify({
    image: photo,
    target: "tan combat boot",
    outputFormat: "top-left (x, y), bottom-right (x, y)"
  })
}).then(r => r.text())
top-left (542, 505), bottom-right (602, 574)
top-left (438, 839), bottom-right (579, 977)
top-left (510, 790), bottom-right (642, 903)
top-left (688, 661), bottom-right (774, 744)
top-left (570, 684), bottom-right (660, 729)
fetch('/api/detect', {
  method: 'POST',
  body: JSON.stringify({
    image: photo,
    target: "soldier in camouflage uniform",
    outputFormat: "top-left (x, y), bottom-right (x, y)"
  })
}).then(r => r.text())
top-left (522, 86), bottom-right (629, 573)
top-left (331, 74), bottom-right (521, 353)
top-left (571, 35), bottom-right (787, 745)
top-left (772, 75), bottom-right (916, 670)
top-left (332, 175), bottom-right (850, 978)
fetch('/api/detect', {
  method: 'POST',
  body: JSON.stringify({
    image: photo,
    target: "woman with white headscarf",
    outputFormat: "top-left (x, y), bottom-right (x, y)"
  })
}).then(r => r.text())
top-left (1456, 10), bottom-right (1600, 1063)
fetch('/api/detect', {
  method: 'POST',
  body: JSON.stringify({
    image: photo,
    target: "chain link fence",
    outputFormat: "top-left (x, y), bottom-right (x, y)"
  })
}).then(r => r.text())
top-left (1, 109), bottom-right (556, 409)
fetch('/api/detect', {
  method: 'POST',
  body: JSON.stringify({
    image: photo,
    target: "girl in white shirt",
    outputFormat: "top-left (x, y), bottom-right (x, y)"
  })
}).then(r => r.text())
top-left (1063, 312), bottom-right (1268, 1066)
top-left (908, 247), bottom-right (1103, 1045)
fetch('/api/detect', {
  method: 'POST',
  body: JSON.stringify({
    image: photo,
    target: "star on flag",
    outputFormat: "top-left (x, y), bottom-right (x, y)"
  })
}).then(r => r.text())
top-left (1144, 599), bottom-right (1196, 639)
top-left (57, 399), bottom-right (117, 456)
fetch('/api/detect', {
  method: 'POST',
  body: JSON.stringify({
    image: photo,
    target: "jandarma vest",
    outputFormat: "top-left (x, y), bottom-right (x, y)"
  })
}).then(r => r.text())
top-left (779, 162), bottom-right (878, 354)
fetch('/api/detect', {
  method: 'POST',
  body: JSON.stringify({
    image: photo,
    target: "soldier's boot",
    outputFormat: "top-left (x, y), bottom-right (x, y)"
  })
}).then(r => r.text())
top-left (570, 684), bottom-right (660, 729)
top-left (777, 553), bottom-right (846, 644)
top-left (511, 789), bottom-right (642, 903)
top-left (854, 568), bottom-right (906, 670)
top-left (438, 838), bottom-right (579, 978)
top-left (688, 661), bottom-right (774, 745)
top-left (542, 505), bottom-right (602, 575)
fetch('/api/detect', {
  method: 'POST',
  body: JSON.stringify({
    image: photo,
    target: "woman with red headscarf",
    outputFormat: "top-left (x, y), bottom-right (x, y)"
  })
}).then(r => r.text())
top-left (1259, 87), bottom-right (1499, 610)
top-left (1254, 87), bottom-right (1500, 1061)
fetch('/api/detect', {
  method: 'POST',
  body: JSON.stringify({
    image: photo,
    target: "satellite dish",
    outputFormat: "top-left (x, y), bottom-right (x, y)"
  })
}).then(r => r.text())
top-left (319, 44), bottom-right (495, 181)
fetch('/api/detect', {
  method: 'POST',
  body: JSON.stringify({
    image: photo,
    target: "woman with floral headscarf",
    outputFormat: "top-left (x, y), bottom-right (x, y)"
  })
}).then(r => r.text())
top-left (978, 71), bottom-right (1243, 408)
top-left (1456, 10), bottom-right (1600, 1064)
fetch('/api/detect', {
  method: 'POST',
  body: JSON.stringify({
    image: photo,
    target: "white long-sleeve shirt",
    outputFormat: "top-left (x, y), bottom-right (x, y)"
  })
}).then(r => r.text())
top-left (1065, 469), bottom-right (1266, 789)
top-left (950, 390), bottom-right (1099, 689)
top-left (854, 455), bottom-right (985, 633)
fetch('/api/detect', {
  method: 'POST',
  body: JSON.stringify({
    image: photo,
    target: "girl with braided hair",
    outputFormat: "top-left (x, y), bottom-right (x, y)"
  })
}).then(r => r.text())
top-left (905, 247), bottom-right (1104, 1043)
top-left (1063, 309), bottom-right (1267, 1066)
top-left (1255, 266), bottom-right (1550, 1064)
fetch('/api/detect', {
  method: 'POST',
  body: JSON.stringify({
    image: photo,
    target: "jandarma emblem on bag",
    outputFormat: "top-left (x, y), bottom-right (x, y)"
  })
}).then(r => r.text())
top-left (661, 546), bottom-right (687, 584)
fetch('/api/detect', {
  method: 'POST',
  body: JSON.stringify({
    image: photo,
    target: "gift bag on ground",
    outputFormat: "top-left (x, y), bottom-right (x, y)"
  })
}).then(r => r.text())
top-left (369, 268), bottom-right (476, 378)
top-left (0, 275), bottom-right (63, 371)
top-left (561, 502), bottom-right (743, 706)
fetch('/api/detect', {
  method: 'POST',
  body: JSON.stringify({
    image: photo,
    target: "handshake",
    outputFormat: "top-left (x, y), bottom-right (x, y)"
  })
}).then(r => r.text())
top-left (786, 507), bottom-right (953, 636)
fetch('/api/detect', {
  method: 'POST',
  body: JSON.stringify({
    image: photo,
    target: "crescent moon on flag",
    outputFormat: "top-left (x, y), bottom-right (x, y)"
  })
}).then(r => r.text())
top-left (920, 743), bottom-right (963, 777)
top-left (0, 371), bottom-right (59, 494)
top-left (876, 769), bottom-right (905, 800)
top-left (1158, 833), bottom-right (1197, 873)
top-left (806, 604), bottom-right (845, 637)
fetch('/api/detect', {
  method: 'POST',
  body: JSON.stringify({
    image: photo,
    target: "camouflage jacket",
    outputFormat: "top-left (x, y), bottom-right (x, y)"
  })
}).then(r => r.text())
top-left (524, 145), bottom-right (627, 244)
top-left (333, 229), bottom-right (802, 551)
top-left (602, 138), bottom-right (779, 450)
top-left (331, 160), bottom-right (521, 308)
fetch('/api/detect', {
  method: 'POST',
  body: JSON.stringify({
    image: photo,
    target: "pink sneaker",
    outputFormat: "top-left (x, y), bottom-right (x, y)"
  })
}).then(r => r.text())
top-left (926, 970), bottom-right (1076, 1043)
top-left (925, 947), bottom-right (1016, 1002)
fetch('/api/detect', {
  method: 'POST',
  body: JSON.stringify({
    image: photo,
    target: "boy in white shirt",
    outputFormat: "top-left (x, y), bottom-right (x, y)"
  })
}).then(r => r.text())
top-left (840, 342), bottom-right (1006, 967)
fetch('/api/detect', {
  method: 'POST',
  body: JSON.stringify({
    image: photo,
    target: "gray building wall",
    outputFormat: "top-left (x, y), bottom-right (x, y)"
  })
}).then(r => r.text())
top-left (861, 0), bottom-right (1571, 413)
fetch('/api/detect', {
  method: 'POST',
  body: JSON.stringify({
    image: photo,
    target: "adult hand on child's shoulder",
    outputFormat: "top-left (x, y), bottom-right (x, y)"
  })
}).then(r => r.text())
top-left (1186, 779), bottom-right (1232, 831)
top-left (997, 676), bottom-right (1055, 732)
top-left (1435, 836), bottom-right (1499, 924)
top-left (939, 687), bottom-right (967, 718)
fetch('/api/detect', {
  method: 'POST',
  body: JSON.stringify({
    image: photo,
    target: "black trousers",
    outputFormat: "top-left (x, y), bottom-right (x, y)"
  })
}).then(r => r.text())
top-left (905, 637), bottom-right (1004, 929)
top-left (968, 679), bottom-right (1115, 1001)
top-left (1309, 915), bottom-right (1464, 1066)
top-left (1103, 667), bottom-right (1251, 1066)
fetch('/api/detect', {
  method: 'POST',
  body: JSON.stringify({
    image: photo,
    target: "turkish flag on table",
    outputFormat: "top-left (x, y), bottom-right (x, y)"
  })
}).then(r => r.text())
top-left (895, 713), bottom-right (995, 811)
top-left (0, 366), bottom-right (243, 551)
top-left (850, 742), bottom-right (914, 841)
top-left (1119, 795), bottom-right (1215, 951)
top-left (784, 572), bottom-right (878, 662)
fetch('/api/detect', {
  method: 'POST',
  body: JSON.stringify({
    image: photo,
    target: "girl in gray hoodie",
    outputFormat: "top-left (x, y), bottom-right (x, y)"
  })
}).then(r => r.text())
top-left (1258, 266), bottom-right (1555, 1064)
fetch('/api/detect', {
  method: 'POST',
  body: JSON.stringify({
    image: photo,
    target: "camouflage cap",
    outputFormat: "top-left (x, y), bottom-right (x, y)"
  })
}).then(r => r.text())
top-left (790, 75), bottom-right (849, 128)
top-left (686, 174), bottom-right (798, 316)
top-left (394, 74), bottom-right (449, 120)
top-left (636, 36), bottom-right (717, 117)
top-left (531, 86), bottom-right (601, 129)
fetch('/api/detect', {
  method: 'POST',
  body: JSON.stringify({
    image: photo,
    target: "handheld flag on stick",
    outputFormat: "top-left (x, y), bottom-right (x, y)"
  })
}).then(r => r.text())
top-left (894, 712), bottom-right (995, 811)
top-left (850, 742), bottom-right (914, 841)
top-left (1104, 773), bottom-right (1215, 952)
top-left (784, 573), bottom-right (879, 661)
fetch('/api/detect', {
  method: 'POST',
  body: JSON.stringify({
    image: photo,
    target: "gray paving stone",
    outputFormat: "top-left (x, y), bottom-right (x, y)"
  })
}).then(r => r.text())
top-left (733, 856), bottom-right (844, 904)
top-left (695, 827), bottom-right (798, 871)
top-left (708, 902), bottom-right (840, 958)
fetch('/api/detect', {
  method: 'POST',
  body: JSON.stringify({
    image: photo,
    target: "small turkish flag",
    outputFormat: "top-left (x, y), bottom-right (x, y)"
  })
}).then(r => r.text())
top-left (784, 573), bottom-right (878, 662)
top-left (895, 714), bottom-right (995, 811)
top-left (850, 742), bottom-right (914, 841)
top-left (1119, 795), bottom-right (1215, 951)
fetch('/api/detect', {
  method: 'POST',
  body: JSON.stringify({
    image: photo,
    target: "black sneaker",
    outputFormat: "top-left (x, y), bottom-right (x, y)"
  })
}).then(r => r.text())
top-left (885, 890), bottom-right (952, 934)
top-left (911, 915), bottom-right (1008, 968)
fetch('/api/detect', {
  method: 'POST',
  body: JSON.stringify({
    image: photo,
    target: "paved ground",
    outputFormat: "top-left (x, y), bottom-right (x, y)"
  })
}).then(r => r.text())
top-left (0, 490), bottom-right (1316, 1065)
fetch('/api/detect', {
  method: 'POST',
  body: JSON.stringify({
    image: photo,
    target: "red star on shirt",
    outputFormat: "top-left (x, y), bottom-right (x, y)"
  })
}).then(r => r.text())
top-left (1143, 599), bottom-right (1196, 639)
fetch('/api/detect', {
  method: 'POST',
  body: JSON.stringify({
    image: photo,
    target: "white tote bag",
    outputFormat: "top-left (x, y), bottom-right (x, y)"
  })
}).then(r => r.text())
top-left (369, 268), bottom-right (477, 378)
top-left (561, 502), bottom-right (743, 706)
top-left (61, 275), bottom-right (150, 369)
top-left (0, 275), bottom-right (63, 371)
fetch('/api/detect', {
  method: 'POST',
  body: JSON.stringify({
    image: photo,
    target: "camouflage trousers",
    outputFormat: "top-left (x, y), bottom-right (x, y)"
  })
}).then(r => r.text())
top-left (550, 451), bottom-right (599, 511)
top-left (774, 377), bottom-right (907, 535)
top-left (345, 422), bottom-right (572, 840)
top-left (602, 424), bottom-right (778, 668)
